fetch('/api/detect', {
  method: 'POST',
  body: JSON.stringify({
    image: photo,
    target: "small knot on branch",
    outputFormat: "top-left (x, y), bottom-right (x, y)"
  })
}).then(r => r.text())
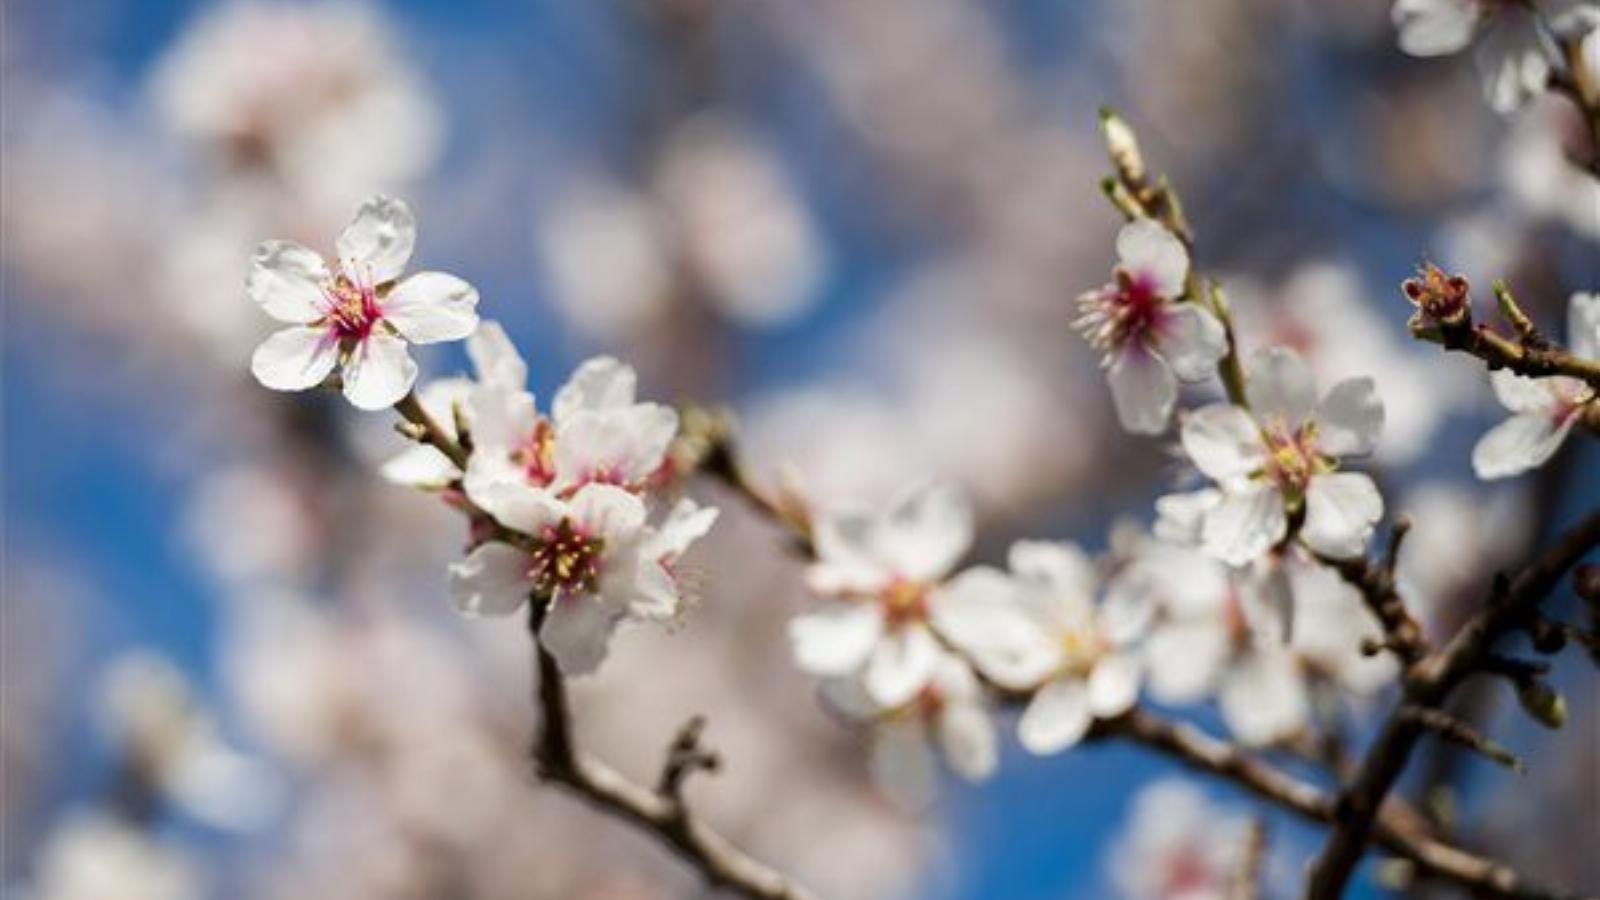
top-left (657, 715), bottom-right (721, 808)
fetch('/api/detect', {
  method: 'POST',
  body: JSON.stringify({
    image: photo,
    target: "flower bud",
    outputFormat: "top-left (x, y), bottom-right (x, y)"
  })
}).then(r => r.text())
top-left (1402, 264), bottom-right (1471, 332)
top-left (1099, 107), bottom-right (1147, 186)
top-left (1515, 679), bottom-right (1566, 729)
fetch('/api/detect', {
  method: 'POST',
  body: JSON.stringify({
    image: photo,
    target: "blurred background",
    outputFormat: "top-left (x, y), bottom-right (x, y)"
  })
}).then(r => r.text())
top-left (2, 0), bottom-right (1597, 898)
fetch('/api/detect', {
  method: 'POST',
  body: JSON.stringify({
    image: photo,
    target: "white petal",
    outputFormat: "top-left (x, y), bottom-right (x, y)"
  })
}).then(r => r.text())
top-left (1144, 621), bottom-right (1230, 703)
top-left (1108, 346), bottom-right (1178, 435)
top-left (250, 326), bottom-right (339, 392)
top-left (938, 700), bottom-right (997, 782)
top-left (380, 445), bottom-right (459, 487)
top-left (878, 482), bottom-right (973, 582)
top-left (1490, 369), bottom-right (1559, 414)
top-left (553, 356), bottom-right (637, 424)
top-left (1569, 292), bottom-right (1600, 360)
top-left (1153, 489), bottom-right (1222, 546)
top-left (554, 405), bottom-right (677, 488)
top-left (567, 483), bottom-right (648, 542)
top-left (930, 566), bottom-right (1059, 689)
top-left (1116, 219), bottom-right (1189, 298)
top-left (808, 505), bottom-right (891, 595)
top-left (1181, 404), bottom-right (1265, 482)
top-left (1008, 540), bottom-right (1099, 604)
top-left (1393, 0), bottom-right (1480, 56)
top-left (340, 333), bottom-right (418, 411)
top-left (1018, 677), bottom-right (1092, 755)
top-left (865, 624), bottom-right (940, 708)
top-left (1087, 652), bottom-right (1141, 717)
top-left (1316, 378), bottom-right (1385, 457)
top-left (381, 272), bottom-right (479, 344)
top-left (449, 544), bottom-right (532, 616)
top-left (467, 320), bottom-right (529, 390)
top-left (788, 604), bottom-right (883, 678)
top-left (1245, 346), bottom-right (1318, 427)
top-left (336, 195), bottom-right (416, 284)
top-left (246, 241), bottom-right (330, 323)
top-left (614, 557), bottom-right (679, 621)
top-left (1201, 482), bottom-right (1288, 566)
top-left (645, 499), bottom-right (719, 562)
top-left (1220, 651), bottom-right (1309, 746)
top-left (466, 386), bottom-right (541, 456)
top-left (540, 597), bottom-right (621, 676)
top-left (1157, 303), bottom-right (1227, 382)
top-left (1302, 472), bottom-right (1384, 559)
top-left (1477, 16), bottom-right (1550, 113)
top-left (1471, 411), bottom-right (1577, 479)
top-left (469, 480), bottom-right (566, 534)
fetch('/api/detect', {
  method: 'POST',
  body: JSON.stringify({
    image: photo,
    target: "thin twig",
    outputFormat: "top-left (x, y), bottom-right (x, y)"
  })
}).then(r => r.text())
top-left (1231, 818), bottom-right (1269, 900)
top-left (1304, 510), bottom-right (1600, 899)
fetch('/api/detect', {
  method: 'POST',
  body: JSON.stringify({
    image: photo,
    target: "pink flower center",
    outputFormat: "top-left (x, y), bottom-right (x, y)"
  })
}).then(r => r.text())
top-left (512, 419), bottom-right (558, 488)
top-left (1159, 846), bottom-right (1220, 898)
top-left (881, 578), bottom-right (930, 629)
top-left (1078, 266), bottom-right (1170, 354)
top-left (526, 518), bottom-right (604, 598)
top-left (322, 273), bottom-right (382, 342)
top-left (1260, 420), bottom-right (1326, 497)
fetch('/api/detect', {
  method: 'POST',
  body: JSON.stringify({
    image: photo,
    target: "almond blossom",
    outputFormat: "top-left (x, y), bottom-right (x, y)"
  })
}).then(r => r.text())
top-left (1391, 0), bottom-right (1596, 113)
top-left (1076, 219), bottom-right (1226, 434)
top-left (940, 541), bottom-right (1149, 755)
top-left (1178, 347), bottom-right (1385, 566)
top-left (248, 196), bottom-right (479, 410)
top-left (1107, 780), bottom-right (1250, 900)
top-left (788, 483), bottom-right (975, 708)
top-left (1472, 292), bottom-right (1599, 479)
top-left (448, 481), bottom-right (712, 675)
top-left (463, 355), bottom-right (678, 502)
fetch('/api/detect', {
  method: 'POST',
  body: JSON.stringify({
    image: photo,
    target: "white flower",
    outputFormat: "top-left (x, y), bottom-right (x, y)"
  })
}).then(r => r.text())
top-left (1113, 536), bottom-right (1312, 746)
top-left (1472, 292), bottom-right (1599, 479)
top-left (938, 541), bottom-right (1149, 755)
top-left (1076, 220), bottom-right (1227, 434)
top-left (858, 652), bottom-right (997, 808)
top-left (380, 321), bottom-right (526, 488)
top-left (788, 483), bottom-right (974, 708)
top-left (28, 814), bottom-right (203, 900)
top-left (448, 482), bottom-right (696, 675)
top-left (1179, 347), bottom-right (1385, 566)
top-left (463, 355), bottom-right (678, 501)
top-left (1392, 0), bottom-right (1586, 113)
top-left (1108, 780), bottom-right (1248, 900)
top-left (247, 196), bottom-right (479, 410)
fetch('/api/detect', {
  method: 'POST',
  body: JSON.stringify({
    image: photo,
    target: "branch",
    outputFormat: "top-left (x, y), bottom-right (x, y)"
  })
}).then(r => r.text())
top-left (1318, 520), bottom-right (1428, 667)
top-left (1304, 510), bottom-right (1600, 899)
top-left (394, 390), bottom-right (470, 470)
top-left (1405, 276), bottom-right (1600, 391)
top-left (529, 631), bottom-right (819, 900)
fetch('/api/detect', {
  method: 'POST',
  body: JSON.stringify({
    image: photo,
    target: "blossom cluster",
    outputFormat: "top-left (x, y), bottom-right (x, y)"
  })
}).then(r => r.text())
top-left (247, 196), bottom-right (717, 677)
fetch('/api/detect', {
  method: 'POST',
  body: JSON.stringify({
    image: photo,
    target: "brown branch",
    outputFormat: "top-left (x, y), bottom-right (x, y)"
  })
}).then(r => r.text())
top-left (1231, 819), bottom-right (1269, 900)
top-left (1304, 510), bottom-right (1600, 899)
top-left (530, 633), bottom-right (820, 900)
top-left (1406, 278), bottom-right (1600, 391)
top-left (1549, 38), bottom-right (1600, 180)
top-left (394, 390), bottom-right (470, 470)
top-left (1318, 522), bottom-right (1428, 667)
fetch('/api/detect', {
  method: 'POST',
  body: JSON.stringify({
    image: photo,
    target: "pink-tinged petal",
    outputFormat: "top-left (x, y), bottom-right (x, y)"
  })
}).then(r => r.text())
top-left (336, 195), bottom-right (416, 284)
top-left (1471, 410), bottom-right (1577, 479)
top-left (1156, 303), bottom-right (1227, 382)
top-left (788, 603), bottom-right (884, 677)
top-left (250, 326), bottom-right (338, 392)
top-left (878, 482), bottom-right (974, 583)
top-left (1087, 652), bottom-right (1141, 717)
top-left (448, 544), bottom-right (532, 617)
top-left (381, 272), bottom-right (479, 344)
top-left (1302, 472), bottom-right (1384, 559)
top-left (1144, 621), bottom-right (1230, 703)
top-left (1245, 346), bottom-right (1318, 427)
top-left (938, 700), bottom-right (997, 782)
top-left (1181, 404), bottom-right (1265, 482)
top-left (1569, 292), bottom-right (1600, 360)
top-left (246, 241), bottom-right (331, 323)
top-left (1108, 346), bottom-right (1178, 435)
top-left (1316, 377), bottom-right (1385, 457)
top-left (540, 596), bottom-right (621, 676)
top-left (567, 483), bottom-right (648, 542)
top-left (466, 479), bottom-right (565, 535)
top-left (864, 624), bottom-right (940, 708)
top-left (340, 332), bottom-right (417, 411)
top-left (1115, 219), bottom-right (1189, 298)
top-left (466, 320), bottom-right (528, 390)
top-left (1490, 369), bottom-right (1560, 414)
top-left (1018, 677), bottom-right (1091, 755)
top-left (1393, 0), bottom-right (1480, 56)
top-left (1201, 481), bottom-right (1288, 566)
top-left (553, 356), bottom-right (638, 424)
top-left (553, 405), bottom-right (678, 488)
top-left (1220, 651), bottom-right (1309, 746)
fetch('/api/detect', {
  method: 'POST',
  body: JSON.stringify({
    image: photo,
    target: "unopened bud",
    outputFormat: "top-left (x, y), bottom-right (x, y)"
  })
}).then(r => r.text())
top-left (1402, 264), bottom-right (1472, 331)
top-left (1515, 679), bottom-right (1567, 729)
top-left (1099, 107), bottom-right (1147, 186)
